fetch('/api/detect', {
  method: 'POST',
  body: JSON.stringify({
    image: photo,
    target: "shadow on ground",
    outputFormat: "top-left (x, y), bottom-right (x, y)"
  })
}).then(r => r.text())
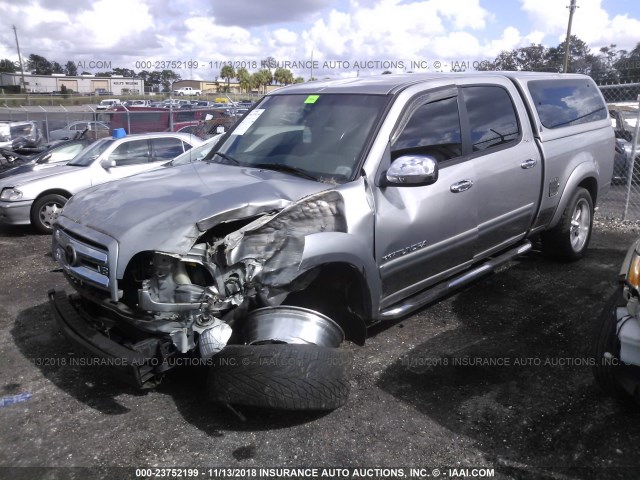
top-left (376, 244), bottom-right (640, 479)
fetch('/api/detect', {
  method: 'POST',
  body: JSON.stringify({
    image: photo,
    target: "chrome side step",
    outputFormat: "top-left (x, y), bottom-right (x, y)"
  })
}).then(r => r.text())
top-left (379, 241), bottom-right (532, 321)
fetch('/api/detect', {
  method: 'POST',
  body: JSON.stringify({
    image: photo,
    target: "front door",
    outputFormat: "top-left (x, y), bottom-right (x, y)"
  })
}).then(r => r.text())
top-left (374, 89), bottom-right (478, 309)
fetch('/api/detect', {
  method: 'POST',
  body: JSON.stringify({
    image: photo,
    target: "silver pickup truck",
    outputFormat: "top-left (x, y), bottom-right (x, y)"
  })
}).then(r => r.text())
top-left (49, 72), bottom-right (614, 411)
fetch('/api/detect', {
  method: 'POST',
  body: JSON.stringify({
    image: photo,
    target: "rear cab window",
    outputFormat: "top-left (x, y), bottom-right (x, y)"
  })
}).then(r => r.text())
top-left (528, 79), bottom-right (608, 129)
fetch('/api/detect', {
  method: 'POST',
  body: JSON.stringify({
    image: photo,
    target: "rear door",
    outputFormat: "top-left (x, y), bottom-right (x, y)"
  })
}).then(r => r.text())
top-left (458, 80), bottom-right (542, 257)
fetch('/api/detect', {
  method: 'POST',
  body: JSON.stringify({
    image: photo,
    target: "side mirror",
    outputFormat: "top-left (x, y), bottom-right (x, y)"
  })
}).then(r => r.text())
top-left (36, 152), bottom-right (52, 164)
top-left (100, 158), bottom-right (116, 169)
top-left (384, 155), bottom-right (438, 186)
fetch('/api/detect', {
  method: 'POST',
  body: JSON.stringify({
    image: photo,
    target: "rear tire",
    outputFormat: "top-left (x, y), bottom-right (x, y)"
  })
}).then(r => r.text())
top-left (207, 344), bottom-right (352, 411)
top-left (541, 187), bottom-right (593, 261)
top-left (31, 193), bottom-right (68, 234)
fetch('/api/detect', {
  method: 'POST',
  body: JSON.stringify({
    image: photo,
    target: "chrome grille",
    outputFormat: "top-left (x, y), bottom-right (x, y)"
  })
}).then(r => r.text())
top-left (53, 227), bottom-right (110, 291)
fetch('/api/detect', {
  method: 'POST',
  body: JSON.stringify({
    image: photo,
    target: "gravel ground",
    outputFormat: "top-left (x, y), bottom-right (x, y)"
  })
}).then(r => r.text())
top-left (1, 221), bottom-right (640, 480)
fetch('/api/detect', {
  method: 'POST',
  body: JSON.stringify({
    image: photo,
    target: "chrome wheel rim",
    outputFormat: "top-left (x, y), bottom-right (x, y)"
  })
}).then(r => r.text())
top-left (570, 198), bottom-right (590, 252)
top-left (39, 202), bottom-right (62, 229)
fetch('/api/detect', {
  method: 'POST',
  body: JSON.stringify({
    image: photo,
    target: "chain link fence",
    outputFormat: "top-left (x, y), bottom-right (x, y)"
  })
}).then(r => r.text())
top-left (0, 103), bottom-right (244, 144)
top-left (597, 84), bottom-right (640, 221)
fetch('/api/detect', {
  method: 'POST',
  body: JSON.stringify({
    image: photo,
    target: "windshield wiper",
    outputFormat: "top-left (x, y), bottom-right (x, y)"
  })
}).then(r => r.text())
top-left (209, 151), bottom-right (240, 165)
top-left (253, 163), bottom-right (317, 181)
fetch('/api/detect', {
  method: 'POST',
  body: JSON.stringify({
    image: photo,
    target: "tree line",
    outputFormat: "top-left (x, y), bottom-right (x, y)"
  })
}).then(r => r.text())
top-left (1, 39), bottom-right (638, 93)
top-left (476, 36), bottom-right (640, 83)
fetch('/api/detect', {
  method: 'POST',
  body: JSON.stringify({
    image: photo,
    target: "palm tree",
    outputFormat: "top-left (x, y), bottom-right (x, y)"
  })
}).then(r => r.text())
top-left (237, 67), bottom-right (251, 93)
top-left (220, 65), bottom-right (236, 92)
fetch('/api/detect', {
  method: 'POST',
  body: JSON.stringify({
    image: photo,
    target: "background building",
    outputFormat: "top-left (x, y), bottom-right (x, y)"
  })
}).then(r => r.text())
top-left (0, 73), bottom-right (143, 95)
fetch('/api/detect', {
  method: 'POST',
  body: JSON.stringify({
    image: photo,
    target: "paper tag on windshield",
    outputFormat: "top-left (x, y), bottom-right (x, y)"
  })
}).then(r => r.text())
top-left (232, 109), bottom-right (265, 135)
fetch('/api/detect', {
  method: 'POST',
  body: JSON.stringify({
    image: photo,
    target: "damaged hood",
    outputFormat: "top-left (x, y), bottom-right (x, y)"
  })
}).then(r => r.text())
top-left (60, 161), bottom-right (331, 253)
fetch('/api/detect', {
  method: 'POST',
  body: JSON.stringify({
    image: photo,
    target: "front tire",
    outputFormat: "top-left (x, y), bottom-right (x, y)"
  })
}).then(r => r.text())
top-left (541, 187), bottom-right (593, 261)
top-left (31, 193), bottom-right (67, 234)
top-left (207, 344), bottom-right (352, 411)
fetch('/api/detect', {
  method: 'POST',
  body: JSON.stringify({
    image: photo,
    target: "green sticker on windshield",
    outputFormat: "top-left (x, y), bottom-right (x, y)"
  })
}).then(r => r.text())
top-left (304, 95), bottom-right (320, 104)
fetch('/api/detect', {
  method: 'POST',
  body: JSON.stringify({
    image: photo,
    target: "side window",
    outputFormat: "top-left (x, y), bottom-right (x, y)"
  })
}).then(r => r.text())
top-left (70, 123), bottom-right (86, 131)
top-left (392, 96), bottom-right (462, 162)
top-left (151, 137), bottom-right (186, 161)
top-left (108, 139), bottom-right (150, 166)
top-left (461, 86), bottom-right (520, 152)
top-left (49, 143), bottom-right (85, 162)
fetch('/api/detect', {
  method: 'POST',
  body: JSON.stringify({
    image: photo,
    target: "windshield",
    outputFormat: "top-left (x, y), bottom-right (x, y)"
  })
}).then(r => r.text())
top-left (67, 139), bottom-right (114, 166)
top-left (211, 93), bottom-right (388, 183)
top-left (170, 136), bottom-right (220, 166)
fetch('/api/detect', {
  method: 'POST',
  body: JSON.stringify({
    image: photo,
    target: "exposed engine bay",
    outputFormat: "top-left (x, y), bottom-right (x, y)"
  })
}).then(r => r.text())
top-left (125, 190), bottom-right (347, 357)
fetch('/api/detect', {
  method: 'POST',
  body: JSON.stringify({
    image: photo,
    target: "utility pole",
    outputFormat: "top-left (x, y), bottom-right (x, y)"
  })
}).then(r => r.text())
top-left (12, 25), bottom-right (29, 102)
top-left (563, 0), bottom-right (578, 73)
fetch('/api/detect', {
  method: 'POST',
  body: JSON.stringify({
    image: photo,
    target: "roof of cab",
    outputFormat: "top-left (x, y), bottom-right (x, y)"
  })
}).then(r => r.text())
top-left (268, 71), bottom-right (592, 96)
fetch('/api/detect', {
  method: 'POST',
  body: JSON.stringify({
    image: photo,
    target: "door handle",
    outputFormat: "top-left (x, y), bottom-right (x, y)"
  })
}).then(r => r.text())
top-left (450, 179), bottom-right (473, 193)
top-left (521, 158), bottom-right (537, 169)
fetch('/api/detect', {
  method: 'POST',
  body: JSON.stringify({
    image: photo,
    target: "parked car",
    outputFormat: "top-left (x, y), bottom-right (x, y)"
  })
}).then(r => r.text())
top-left (96, 99), bottom-right (122, 111)
top-left (48, 121), bottom-right (110, 141)
top-left (173, 87), bottom-right (202, 96)
top-left (194, 101), bottom-right (214, 107)
top-left (49, 72), bottom-right (613, 411)
top-left (165, 115), bottom-right (234, 138)
top-left (166, 121), bottom-right (202, 135)
top-left (123, 100), bottom-right (150, 107)
top-left (0, 132), bottom-right (201, 233)
top-left (0, 137), bottom-right (91, 179)
top-left (609, 105), bottom-right (639, 183)
top-left (0, 121), bottom-right (43, 150)
top-left (593, 238), bottom-right (640, 405)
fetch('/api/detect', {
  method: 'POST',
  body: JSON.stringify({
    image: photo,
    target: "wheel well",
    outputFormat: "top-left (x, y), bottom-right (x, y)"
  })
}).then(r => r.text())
top-left (579, 177), bottom-right (597, 206)
top-left (34, 189), bottom-right (72, 203)
top-left (283, 263), bottom-right (370, 345)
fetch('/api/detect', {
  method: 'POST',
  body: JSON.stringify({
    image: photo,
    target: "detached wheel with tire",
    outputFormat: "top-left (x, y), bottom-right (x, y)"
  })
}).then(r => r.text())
top-left (542, 187), bottom-right (593, 261)
top-left (31, 193), bottom-right (68, 234)
top-left (592, 288), bottom-right (639, 405)
top-left (207, 344), bottom-right (352, 411)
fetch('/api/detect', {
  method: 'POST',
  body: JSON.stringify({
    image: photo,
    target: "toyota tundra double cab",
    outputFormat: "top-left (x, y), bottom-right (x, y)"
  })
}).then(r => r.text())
top-left (49, 72), bottom-right (614, 411)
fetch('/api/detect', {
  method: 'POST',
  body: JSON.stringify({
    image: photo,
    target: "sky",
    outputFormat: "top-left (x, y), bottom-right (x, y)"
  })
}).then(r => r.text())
top-left (0, 0), bottom-right (639, 81)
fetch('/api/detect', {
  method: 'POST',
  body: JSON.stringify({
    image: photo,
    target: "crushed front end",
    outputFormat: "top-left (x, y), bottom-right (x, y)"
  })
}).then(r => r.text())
top-left (49, 190), bottom-right (347, 388)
